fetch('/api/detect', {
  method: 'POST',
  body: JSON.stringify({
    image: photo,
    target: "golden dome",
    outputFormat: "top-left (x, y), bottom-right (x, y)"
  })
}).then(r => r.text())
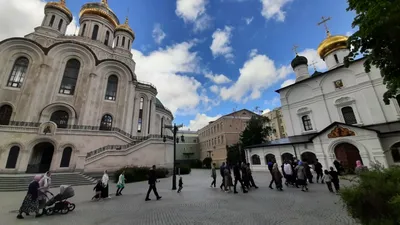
top-left (45, 0), bottom-right (73, 21)
top-left (116, 17), bottom-right (135, 38)
top-left (79, 1), bottom-right (120, 27)
top-left (317, 35), bottom-right (349, 59)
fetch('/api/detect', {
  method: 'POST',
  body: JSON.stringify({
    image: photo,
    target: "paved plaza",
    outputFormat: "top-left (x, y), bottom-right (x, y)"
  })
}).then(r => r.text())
top-left (1, 169), bottom-right (357, 225)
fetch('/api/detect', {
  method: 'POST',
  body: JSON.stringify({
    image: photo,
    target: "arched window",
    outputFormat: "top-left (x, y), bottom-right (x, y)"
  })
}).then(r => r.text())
top-left (105, 75), bottom-right (118, 101)
top-left (116, 36), bottom-right (119, 46)
top-left (7, 57), bottom-right (29, 88)
top-left (342, 106), bottom-right (357, 124)
top-left (104, 31), bottom-right (110, 45)
top-left (391, 143), bottom-right (400, 163)
top-left (60, 147), bottom-right (72, 167)
top-left (100, 114), bottom-right (113, 131)
top-left (302, 115), bottom-right (313, 131)
top-left (251, 155), bottom-right (261, 165)
top-left (160, 117), bottom-right (164, 136)
top-left (58, 19), bottom-right (63, 31)
top-left (59, 59), bottom-right (80, 95)
top-left (127, 39), bottom-right (130, 49)
top-left (5, 146), bottom-right (20, 168)
top-left (81, 24), bottom-right (86, 36)
top-left (137, 97), bottom-right (144, 132)
top-left (334, 54), bottom-right (339, 64)
top-left (122, 37), bottom-right (125, 47)
top-left (0, 105), bottom-right (12, 125)
top-left (148, 100), bottom-right (152, 134)
top-left (92, 25), bottom-right (99, 40)
top-left (50, 110), bottom-right (69, 128)
top-left (49, 15), bottom-right (55, 27)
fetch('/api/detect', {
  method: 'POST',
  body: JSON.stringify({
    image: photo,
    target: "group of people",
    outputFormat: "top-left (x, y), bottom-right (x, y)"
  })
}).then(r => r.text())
top-left (92, 170), bottom-right (126, 200)
top-left (211, 162), bottom-right (258, 194)
top-left (17, 171), bottom-right (52, 219)
top-left (268, 159), bottom-right (341, 193)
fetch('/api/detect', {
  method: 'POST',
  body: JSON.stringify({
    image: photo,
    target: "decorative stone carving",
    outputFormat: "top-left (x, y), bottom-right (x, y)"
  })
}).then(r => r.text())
top-left (297, 107), bottom-right (311, 115)
top-left (334, 96), bottom-right (355, 106)
top-left (334, 79), bottom-right (344, 89)
top-left (327, 126), bottom-right (355, 138)
top-left (38, 122), bottom-right (57, 136)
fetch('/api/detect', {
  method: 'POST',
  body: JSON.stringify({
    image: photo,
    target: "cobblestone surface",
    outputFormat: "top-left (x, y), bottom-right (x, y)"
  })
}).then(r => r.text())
top-left (1, 169), bottom-right (358, 225)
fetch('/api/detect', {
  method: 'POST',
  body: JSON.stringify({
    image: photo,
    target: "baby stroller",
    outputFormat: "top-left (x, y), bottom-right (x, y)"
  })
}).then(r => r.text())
top-left (45, 185), bottom-right (75, 215)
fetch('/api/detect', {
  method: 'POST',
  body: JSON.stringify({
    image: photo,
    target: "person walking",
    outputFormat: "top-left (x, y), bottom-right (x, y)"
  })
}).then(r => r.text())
top-left (177, 177), bottom-right (183, 193)
top-left (224, 165), bottom-right (232, 192)
top-left (329, 167), bottom-right (340, 193)
top-left (314, 159), bottom-right (324, 184)
top-left (116, 170), bottom-right (126, 196)
top-left (210, 163), bottom-right (217, 188)
top-left (233, 162), bottom-right (247, 194)
top-left (38, 171), bottom-right (51, 215)
top-left (246, 163), bottom-right (259, 189)
top-left (219, 162), bottom-right (226, 190)
top-left (303, 161), bottom-right (314, 183)
top-left (145, 165), bottom-right (162, 201)
top-left (101, 170), bottom-right (110, 198)
top-left (241, 163), bottom-right (250, 189)
top-left (17, 175), bottom-right (42, 219)
top-left (272, 163), bottom-right (283, 191)
top-left (296, 161), bottom-right (308, 192)
top-left (323, 170), bottom-right (334, 193)
top-left (283, 161), bottom-right (294, 186)
top-left (92, 180), bottom-right (103, 201)
top-left (268, 161), bottom-right (275, 189)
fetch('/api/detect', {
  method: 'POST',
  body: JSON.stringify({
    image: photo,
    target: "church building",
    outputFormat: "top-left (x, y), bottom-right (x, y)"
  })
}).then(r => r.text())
top-left (245, 25), bottom-right (400, 171)
top-left (0, 0), bottom-right (174, 174)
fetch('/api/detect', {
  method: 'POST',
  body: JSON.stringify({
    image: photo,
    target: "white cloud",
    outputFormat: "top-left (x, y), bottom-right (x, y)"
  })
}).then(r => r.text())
top-left (262, 108), bottom-right (271, 115)
top-left (220, 52), bottom-right (291, 102)
top-left (132, 41), bottom-right (209, 115)
top-left (280, 79), bottom-right (295, 88)
top-left (66, 17), bottom-right (80, 36)
top-left (209, 85), bottom-right (220, 94)
top-left (210, 26), bottom-right (234, 62)
top-left (205, 73), bottom-right (232, 84)
top-left (297, 48), bottom-right (326, 71)
top-left (182, 113), bottom-right (222, 131)
top-left (245, 17), bottom-right (254, 25)
top-left (176, 0), bottom-right (211, 32)
top-left (346, 31), bottom-right (354, 37)
top-left (260, 0), bottom-right (293, 22)
top-left (249, 49), bottom-right (258, 58)
top-left (152, 23), bottom-right (166, 44)
top-left (264, 96), bottom-right (280, 107)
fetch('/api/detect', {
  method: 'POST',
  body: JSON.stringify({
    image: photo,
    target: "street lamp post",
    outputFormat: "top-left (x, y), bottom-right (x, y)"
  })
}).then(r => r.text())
top-left (164, 123), bottom-right (183, 190)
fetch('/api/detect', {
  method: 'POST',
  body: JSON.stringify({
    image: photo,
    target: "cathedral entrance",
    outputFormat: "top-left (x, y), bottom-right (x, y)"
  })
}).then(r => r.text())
top-left (301, 152), bottom-right (317, 165)
top-left (26, 142), bottom-right (54, 173)
top-left (334, 143), bottom-right (362, 172)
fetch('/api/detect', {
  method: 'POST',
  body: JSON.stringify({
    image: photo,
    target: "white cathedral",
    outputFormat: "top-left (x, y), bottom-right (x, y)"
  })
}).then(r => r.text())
top-left (0, 0), bottom-right (175, 174)
top-left (246, 30), bottom-right (400, 172)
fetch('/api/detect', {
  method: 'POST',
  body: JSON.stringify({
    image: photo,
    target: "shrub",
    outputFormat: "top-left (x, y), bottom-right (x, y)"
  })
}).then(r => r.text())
top-left (189, 159), bottom-right (202, 169)
top-left (176, 164), bottom-right (191, 175)
top-left (340, 166), bottom-right (400, 225)
top-left (113, 166), bottom-right (169, 183)
top-left (203, 157), bottom-right (212, 169)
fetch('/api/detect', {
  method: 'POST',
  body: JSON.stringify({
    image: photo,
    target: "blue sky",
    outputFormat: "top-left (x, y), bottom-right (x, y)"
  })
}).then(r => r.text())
top-left (1, 0), bottom-right (357, 131)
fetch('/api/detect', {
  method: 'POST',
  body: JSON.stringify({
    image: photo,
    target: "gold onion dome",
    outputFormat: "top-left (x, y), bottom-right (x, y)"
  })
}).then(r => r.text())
top-left (116, 17), bottom-right (135, 38)
top-left (45, 0), bottom-right (73, 21)
top-left (317, 34), bottom-right (349, 59)
top-left (79, 0), bottom-right (120, 27)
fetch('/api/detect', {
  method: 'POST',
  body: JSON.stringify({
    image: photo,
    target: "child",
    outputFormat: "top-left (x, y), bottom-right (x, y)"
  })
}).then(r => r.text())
top-left (177, 177), bottom-right (183, 193)
top-left (323, 170), bottom-right (334, 193)
top-left (92, 180), bottom-right (102, 201)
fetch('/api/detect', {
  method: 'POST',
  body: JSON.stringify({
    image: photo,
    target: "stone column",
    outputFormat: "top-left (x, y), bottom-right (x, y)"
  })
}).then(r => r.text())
top-left (124, 82), bottom-right (135, 133)
top-left (82, 73), bottom-right (98, 125)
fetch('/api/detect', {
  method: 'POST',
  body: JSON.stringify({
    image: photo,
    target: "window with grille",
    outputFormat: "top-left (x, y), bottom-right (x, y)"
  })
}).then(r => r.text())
top-left (58, 19), bottom-right (63, 31)
top-left (100, 114), bottom-right (113, 131)
top-left (59, 59), bottom-right (80, 95)
top-left (50, 110), bottom-right (69, 128)
top-left (49, 15), bottom-right (55, 27)
top-left (7, 57), bottom-right (29, 88)
top-left (137, 97), bottom-right (144, 132)
top-left (302, 115), bottom-right (313, 131)
top-left (341, 106), bottom-right (357, 124)
top-left (0, 105), bottom-right (12, 125)
top-left (105, 75), bottom-right (118, 101)
top-left (92, 25), bottom-right (99, 40)
top-left (104, 31), bottom-right (110, 45)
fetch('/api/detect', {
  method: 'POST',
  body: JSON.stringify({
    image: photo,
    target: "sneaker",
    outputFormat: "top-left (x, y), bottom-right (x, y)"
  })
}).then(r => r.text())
top-left (243, 190), bottom-right (248, 193)
top-left (145, 198), bottom-right (151, 201)
top-left (157, 196), bottom-right (162, 200)
top-left (17, 215), bottom-right (24, 219)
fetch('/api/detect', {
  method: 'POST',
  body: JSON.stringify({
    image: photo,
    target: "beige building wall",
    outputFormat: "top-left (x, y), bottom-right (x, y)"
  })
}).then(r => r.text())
top-left (198, 109), bottom-right (256, 166)
top-left (176, 130), bottom-right (200, 161)
top-left (263, 107), bottom-right (287, 141)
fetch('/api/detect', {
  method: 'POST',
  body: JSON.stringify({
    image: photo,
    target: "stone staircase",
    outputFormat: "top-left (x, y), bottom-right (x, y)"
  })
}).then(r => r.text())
top-left (0, 173), bottom-right (96, 192)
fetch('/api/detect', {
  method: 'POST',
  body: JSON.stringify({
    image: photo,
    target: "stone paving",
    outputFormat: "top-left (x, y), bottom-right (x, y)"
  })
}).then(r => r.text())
top-left (0, 169), bottom-right (358, 225)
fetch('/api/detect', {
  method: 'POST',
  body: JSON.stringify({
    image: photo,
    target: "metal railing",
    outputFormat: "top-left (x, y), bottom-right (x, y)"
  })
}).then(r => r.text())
top-left (137, 80), bottom-right (157, 90)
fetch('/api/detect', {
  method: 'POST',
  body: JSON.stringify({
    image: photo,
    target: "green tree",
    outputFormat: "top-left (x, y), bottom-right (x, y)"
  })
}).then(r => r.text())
top-left (345, 0), bottom-right (400, 104)
top-left (226, 144), bottom-right (241, 164)
top-left (239, 115), bottom-right (272, 148)
top-left (202, 157), bottom-right (212, 169)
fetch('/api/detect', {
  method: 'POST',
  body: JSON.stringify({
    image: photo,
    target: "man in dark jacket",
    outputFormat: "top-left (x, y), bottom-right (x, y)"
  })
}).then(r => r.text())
top-left (268, 161), bottom-right (275, 189)
top-left (233, 162), bottom-right (248, 194)
top-left (314, 159), bottom-right (324, 183)
top-left (219, 162), bottom-right (226, 190)
top-left (145, 165), bottom-right (162, 201)
top-left (247, 163), bottom-right (258, 189)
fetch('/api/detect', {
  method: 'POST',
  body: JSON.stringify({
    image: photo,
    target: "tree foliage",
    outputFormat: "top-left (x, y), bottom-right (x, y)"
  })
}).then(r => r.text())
top-left (239, 115), bottom-right (272, 148)
top-left (344, 0), bottom-right (400, 104)
top-left (202, 157), bottom-right (212, 169)
top-left (226, 144), bottom-right (242, 165)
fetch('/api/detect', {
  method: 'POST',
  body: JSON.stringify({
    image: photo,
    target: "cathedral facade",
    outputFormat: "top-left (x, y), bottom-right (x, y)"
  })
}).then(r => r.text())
top-left (246, 31), bottom-right (400, 172)
top-left (0, 0), bottom-right (174, 174)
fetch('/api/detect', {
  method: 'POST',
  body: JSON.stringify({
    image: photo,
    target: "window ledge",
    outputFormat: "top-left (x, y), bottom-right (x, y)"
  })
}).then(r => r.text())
top-left (302, 130), bottom-right (317, 135)
top-left (57, 94), bottom-right (74, 97)
top-left (2, 86), bottom-right (21, 92)
top-left (104, 100), bottom-right (116, 103)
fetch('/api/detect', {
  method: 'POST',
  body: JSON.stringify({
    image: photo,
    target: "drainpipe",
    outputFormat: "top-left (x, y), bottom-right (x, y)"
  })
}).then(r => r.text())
top-left (292, 144), bottom-right (298, 159)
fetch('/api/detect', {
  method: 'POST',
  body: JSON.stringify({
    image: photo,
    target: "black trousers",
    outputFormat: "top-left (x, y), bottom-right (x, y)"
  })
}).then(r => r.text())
top-left (211, 176), bottom-right (216, 187)
top-left (332, 180), bottom-right (340, 192)
top-left (116, 187), bottom-right (124, 195)
top-left (249, 175), bottom-right (257, 187)
top-left (146, 184), bottom-right (160, 199)
top-left (316, 171), bottom-right (323, 183)
top-left (220, 177), bottom-right (225, 189)
top-left (269, 177), bottom-right (275, 187)
top-left (326, 181), bottom-right (333, 192)
top-left (234, 177), bottom-right (246, 192)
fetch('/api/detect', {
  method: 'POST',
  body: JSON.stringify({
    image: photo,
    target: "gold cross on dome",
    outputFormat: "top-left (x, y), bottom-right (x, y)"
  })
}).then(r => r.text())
top-left (101, 0), bottom-right (108, 5)
top-left (317, 16), bottom-right (332, 37)
top-left (292, 45), bottom-right (299, 55)
top-left (310, 61), bottom-right (318, 71)
top-left (60, 0), bottom-right (65, 5)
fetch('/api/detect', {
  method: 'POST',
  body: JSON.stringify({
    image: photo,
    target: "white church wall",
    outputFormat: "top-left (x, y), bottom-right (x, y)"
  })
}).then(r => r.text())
top-left (379, 134), bottom-right (400, 166)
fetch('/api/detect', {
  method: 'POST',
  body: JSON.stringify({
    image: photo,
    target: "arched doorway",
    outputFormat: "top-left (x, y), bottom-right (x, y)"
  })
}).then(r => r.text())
top-left (26, 142), bottom-right (54, 173)
top-left (301, 152), bottom-right (317, 165)
top-left (334, 142), bottom-right (362, 172)
top-left (281, 153), bottom-right (294, 162)
top-left (265, 154), bottom-right (276, 164)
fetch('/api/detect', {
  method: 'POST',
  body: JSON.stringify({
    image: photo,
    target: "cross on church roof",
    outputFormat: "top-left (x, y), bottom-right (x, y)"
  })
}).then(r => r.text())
top-left (102, 0), bottom-right (108, 6)
top-left (292, 45), bottom-right (299, 55)
top-left (317, 16), bottom-right (332, 37)
top-left (310, 61), bottom-right (318, 71)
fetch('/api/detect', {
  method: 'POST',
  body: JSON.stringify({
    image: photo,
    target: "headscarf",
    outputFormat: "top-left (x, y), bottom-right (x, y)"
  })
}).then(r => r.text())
top-left (356, 160), bottom-right (363, 168)
top-left (102, 170), bottom-right (109, 186)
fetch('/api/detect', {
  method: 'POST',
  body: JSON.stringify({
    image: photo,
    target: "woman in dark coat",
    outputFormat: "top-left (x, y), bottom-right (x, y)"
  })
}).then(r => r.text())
top-left (272, 163), bottom-right (283, 191)
top-left (17, 175), bottom-right (42, 219)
